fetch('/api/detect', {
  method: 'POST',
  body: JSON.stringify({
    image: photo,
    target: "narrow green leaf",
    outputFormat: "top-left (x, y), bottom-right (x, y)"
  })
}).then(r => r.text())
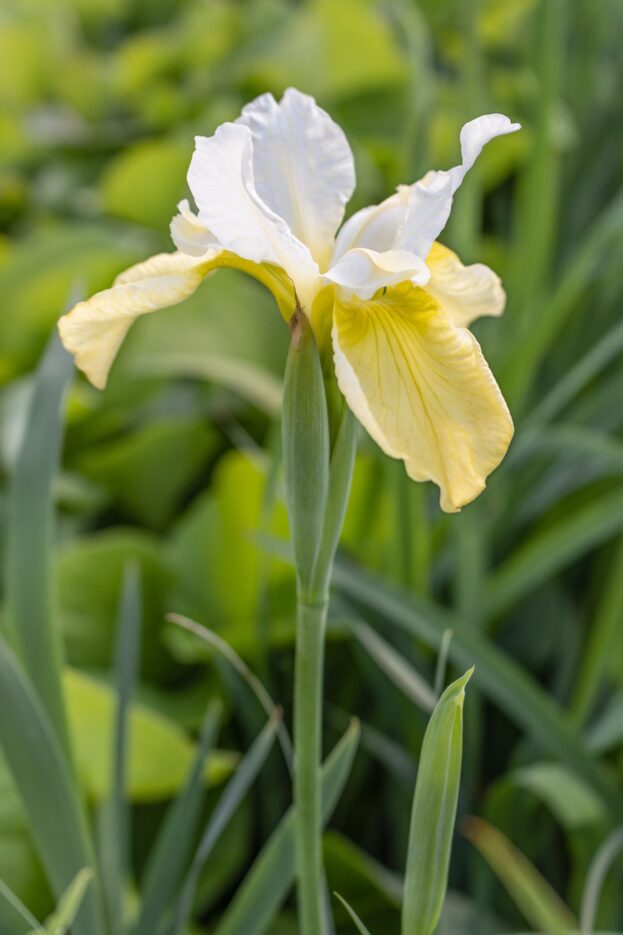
top-left (402, 669), bottom-right (472, 935)
top-left (214, 719), bottom-right (360, 935)
top-left (169, 614), bottom-right (294, 772)
top-left (134, 702), bottom-right (221, 935)
top-left (0, 878), bottom-right (41, 935)
top-left (100, 565), bottom-right (142, 932)
top-left (43, 869), bottom-right (93, 935)
top-left (334, 893), bottom-right (372, 935)
top-left (485, 488), bottom-right (623, 617)
top-left (5, 327), bottom-right (74, 758)
top-left (0, 640), bottom-right (104, 935)
top-left (172, 711), bottom-right (281, 935)
top-left (333, 559), bottom-right (623, 821)
top-left (349, 619), bottom-right (436, 713)
top-left (282, 310), bottom-right (330, 595)
top-left (580, 827), bottom-right (623, 935)
top-left (463, 817), bottom-right (578, 934)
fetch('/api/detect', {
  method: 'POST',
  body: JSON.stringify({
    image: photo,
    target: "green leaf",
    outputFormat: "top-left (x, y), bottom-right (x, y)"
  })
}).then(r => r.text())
top-left (485, 488), bottom-right (623, 617)
top-left (402, 669), bottom-right (472, 935)
top-left (463, 817), bottom-right (578, 934)
top-left (214, 719), bottom-right (360, 935)
top-left (282, 311), bottom-right (330, 595)
top-left (348, 618), bottom-right (437, 714)
top-left (64, 668), bottom-right (234, 802)
top-left (333, 558), bottom-right (623, 821)
top-left (0, 878), bottom-right (40, 935)
top-left (580, 827), bottom-right (623, 935)
top-left (333, 893), bottom-right (372, 935)
top-left (135, 703), bottom-right (222, 935)
top-left (100, 138), bottom-right (191, 229)
top-left (77, 419), bottom-right (216, 528)
top-left (99, 566), bottom-right (142, 932)
top-left (510, 762), bottom-right (606, 830)
top-left (0, 641), bottom-right (104, 935)
top-left (173, 711), bottom-right (281, 935)
top-left (41, 869), bottom-right (93, 935)
top-left (5, 328), bottom-right (73, 757)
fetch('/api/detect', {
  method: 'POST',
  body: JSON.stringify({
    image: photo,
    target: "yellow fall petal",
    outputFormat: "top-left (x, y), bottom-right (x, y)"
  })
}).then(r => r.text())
top-left (332, 284), bottom-right (513, 511)
top-left (58, 250), bottom-right (295, 389)
top-left (426, 241), bottom-right (506, 328)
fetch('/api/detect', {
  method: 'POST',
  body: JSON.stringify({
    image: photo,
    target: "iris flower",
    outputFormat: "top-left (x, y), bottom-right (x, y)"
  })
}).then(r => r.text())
top-left (58, 88), bottom-right (519, 511)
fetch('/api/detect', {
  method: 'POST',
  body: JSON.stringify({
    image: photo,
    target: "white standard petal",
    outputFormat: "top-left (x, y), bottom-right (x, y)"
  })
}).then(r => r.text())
top-left (237, 88), bottom-right (356, 270)
top-left (394, 114), bottom-right (521, 258)
top-left (187, 121), bottom-right (320, 308)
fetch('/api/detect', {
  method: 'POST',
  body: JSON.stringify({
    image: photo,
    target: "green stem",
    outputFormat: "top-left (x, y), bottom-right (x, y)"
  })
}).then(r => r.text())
top-left (294, 595), bottom-right (328, 935)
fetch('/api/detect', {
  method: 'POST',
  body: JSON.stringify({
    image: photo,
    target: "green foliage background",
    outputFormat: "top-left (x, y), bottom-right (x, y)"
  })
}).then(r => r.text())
top-left (1, 0), bottom-right (623, 931)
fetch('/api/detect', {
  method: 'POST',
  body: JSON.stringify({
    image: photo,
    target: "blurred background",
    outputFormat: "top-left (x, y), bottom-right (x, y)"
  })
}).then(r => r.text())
top-left (1, 0), bottom-right (623, 931)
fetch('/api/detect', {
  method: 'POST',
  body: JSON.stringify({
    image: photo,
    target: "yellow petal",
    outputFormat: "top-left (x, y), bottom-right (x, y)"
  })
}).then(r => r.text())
top-left (426, 241), bottom-right (506, 328)
top-left (332, 284), bottom-right (513, 511)
top-left (58, 250), bottom-right (295, 389)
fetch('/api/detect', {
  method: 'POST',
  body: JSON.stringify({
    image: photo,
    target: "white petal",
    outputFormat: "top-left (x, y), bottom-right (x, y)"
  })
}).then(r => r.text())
top-left (332, 188), bottom-right (409, 260)
top-left (238, 88), bottom-right (356, 270)
top-left (324, 247), bottom-right (429, 300)
top-left (187, 121), bottom-right (319, 308)
top-left (426, 242), bottom-right (506, 328)
top-left (394, 114), bottom-right (521, 258)
top-left (170, 199), bottom-right (218, 256)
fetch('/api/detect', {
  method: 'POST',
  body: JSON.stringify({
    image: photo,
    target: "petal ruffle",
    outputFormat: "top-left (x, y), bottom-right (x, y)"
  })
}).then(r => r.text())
top-left (395, 114), bottom-right (520, 258)
top-left (324, 247), bottom-right (429, 300)
top-left (332, 114), bottom-right (519, 273)
top-left (332, 284), bottom-right (513, 511)
top-left (58, 250), bottom-right (295, 389)
top-left (426, 242), bottom-right (506, 328)
top-left (187, 121), bottom-right (319, 309)
top-left (237, 88), bottom-right (355, 270)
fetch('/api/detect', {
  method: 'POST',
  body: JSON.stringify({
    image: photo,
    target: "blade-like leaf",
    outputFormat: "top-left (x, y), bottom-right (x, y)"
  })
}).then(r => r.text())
top-left (43, 869), bottom-right (93, 935)
top-left (5, 327), bottom-right (74, 757)
top-left (169, 614), bottom-right (294, 773)
top-left (333, 559), bottom-right (623, 821)
top-left (580, 827), bottom-right (623, 935)
top-left (463, 817), bottom-right (578, 934)
top-left (172, 711), bottom-right (281, 935)
top-left (0, 640), bottom-right (104, 935)
top-left (334, 893), bottom-right (372, 935)
top-left (402, 669), bottom-right (473, 935)
top-left (134, 702), bottom-right (222, 935)
top-left (0, 878), bottom-right (41, 935)
top-left (100, 565), bottom-right (142, 933)
top-left (214, 719), bottom-right (360, 935)
top-left (349, 619), bottom-right (436, 713)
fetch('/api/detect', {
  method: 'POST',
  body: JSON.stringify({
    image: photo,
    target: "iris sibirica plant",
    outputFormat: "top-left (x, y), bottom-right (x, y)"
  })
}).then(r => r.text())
top-left (58, 88), bottom-right (519, 935)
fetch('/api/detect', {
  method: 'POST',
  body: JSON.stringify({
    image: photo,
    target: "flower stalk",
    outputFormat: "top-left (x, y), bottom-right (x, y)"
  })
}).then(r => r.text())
top-left (282, 309), bottom-right (356, 934)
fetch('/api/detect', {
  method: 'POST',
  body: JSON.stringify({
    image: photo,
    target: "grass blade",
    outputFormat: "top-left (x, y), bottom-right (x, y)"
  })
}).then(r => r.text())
top-left (172, 711), bottom-right (281, 935)
top-left (580, 827), bottom-right (623, 935)
top-left (214, 719), bottom-right (360, 935)
top-left (402, 670), bottom-right (473, 935)
top-left (44, 869), bottom-right (93, 935)
top-left (333, 558), bottom-right (623, 820)
top-left (5, 327), bottom-right (74, 758)
top-left (169, 614), bottom-right (294, 773)
top-left (134, 701), bottom-right (221, 935)
top-left (0, 879), bottom-right (41, 935)
top-left (334, 893), bottom-right (372, 935)
top-left (100, 565), bottom-right (142, 933)
top-left (0, 640), bottom-right (104, 935)
top-left (349, 618), bottom-right (436, 713)
top-left (463, 817), bottom-right (578, 934)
